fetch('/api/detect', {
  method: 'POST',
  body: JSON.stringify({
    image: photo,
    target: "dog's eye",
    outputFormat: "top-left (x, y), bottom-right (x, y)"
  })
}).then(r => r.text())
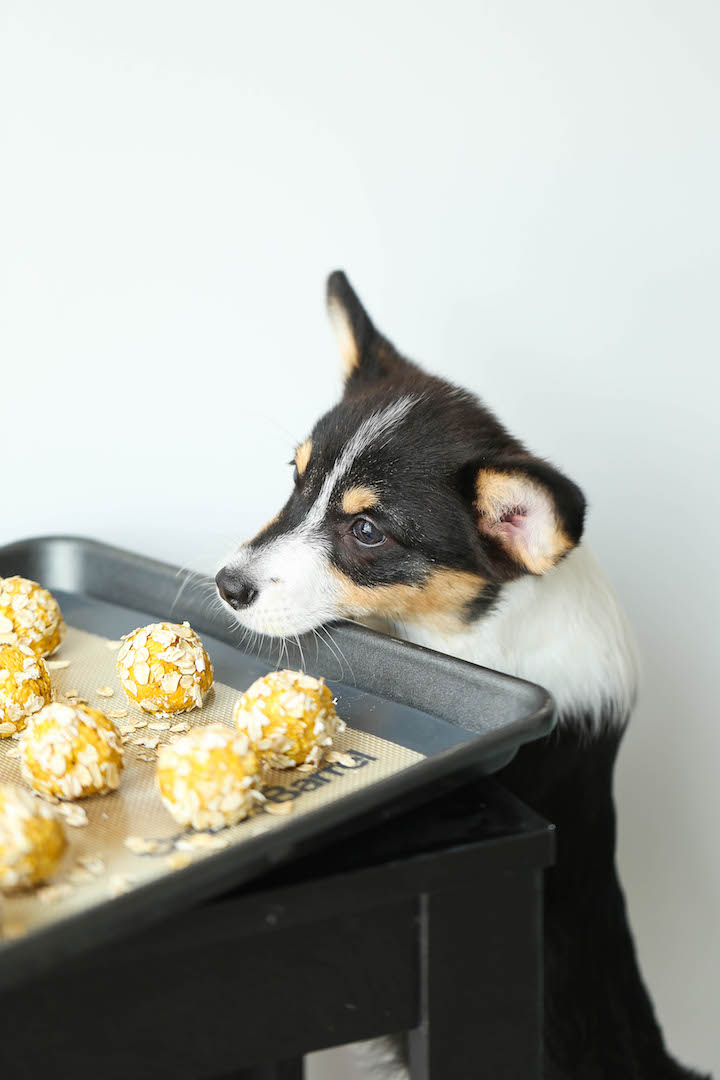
top-left (352, 518), bottom-right (386, 547)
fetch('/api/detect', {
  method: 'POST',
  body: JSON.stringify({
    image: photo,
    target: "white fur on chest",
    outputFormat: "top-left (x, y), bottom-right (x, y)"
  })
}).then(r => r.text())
top-left (383, 545), bottom-right (639, 734)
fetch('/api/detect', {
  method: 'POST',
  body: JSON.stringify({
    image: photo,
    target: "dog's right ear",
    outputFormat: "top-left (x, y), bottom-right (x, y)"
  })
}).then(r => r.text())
top-left (326, 270), bottom-right (413, 385)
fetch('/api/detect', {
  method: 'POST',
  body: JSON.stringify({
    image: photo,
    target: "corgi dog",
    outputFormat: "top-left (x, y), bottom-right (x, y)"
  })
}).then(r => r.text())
top-left (216, 272), bottom-right (709, 1080)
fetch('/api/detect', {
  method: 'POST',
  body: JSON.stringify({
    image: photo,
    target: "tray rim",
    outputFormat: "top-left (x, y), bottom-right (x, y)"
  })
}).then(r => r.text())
top-left (0, 534), bottom-right (555, 991)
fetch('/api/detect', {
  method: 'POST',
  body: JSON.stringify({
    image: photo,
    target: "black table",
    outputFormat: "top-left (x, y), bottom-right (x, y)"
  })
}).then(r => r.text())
top-left (0, 776), bottom-right (554, 1080)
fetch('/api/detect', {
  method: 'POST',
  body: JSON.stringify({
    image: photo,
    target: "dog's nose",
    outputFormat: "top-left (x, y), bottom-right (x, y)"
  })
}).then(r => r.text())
top-left (215, 567), bottom-right (259, 610)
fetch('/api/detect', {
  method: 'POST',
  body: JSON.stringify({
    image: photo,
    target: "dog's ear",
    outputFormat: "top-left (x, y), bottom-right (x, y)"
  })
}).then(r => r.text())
top-left (326, 270), bottom-right (413, 385)
top-left (473, 458), bottom-right (586, 577)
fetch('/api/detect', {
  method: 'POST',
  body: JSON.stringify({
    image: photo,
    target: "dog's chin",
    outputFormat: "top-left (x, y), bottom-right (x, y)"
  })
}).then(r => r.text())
top-left (219, 598), bottom-right (339, 640)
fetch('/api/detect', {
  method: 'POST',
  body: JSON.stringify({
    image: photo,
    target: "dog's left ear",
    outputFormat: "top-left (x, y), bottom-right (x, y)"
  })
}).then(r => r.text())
top-left (326, 270), bottom-right (414, 385)
top-left (474, 458), bottom-right (586, 576)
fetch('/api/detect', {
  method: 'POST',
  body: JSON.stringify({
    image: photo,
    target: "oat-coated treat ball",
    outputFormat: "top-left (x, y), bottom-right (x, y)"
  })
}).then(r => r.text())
top-left (0, 643), bottom-right (52, 738)
top-left (0, 784), bottom-right (67, 891)
top-left (117, 622), bottom-right (213, 717)
top-left (0, 576), bottom-right (65, 659)
top-left (233, 669), bottom-right (344, 770)
top-left (157, 724), bottom-right (262, 831)
top-left (20, 702), bottom-right (124, 800)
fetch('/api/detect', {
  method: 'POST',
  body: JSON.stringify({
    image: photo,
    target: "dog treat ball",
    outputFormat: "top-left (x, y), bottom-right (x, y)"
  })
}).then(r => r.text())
top-left (0, 643), bottom-right (53, 738)
top-left (0, 785), bottom-right (67, 891)
top-left (233, 670), bottom-right (344, 769)
top-left (0, 576), bottom-right (65, 659)
top-left (157, 725), bottom-right (262, 831)
top-left (20, 702), bottom-right (124, 800)
top-left (117, 622), bottom-right (213, 717)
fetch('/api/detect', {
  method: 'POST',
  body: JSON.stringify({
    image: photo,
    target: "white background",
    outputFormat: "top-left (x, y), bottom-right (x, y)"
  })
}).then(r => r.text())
top-left (2, 2), bottom-right (719, 1075)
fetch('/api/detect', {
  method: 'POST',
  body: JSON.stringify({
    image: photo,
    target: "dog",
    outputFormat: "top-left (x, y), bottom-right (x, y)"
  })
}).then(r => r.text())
top-left (216, 271), bottom-right (710, 1079)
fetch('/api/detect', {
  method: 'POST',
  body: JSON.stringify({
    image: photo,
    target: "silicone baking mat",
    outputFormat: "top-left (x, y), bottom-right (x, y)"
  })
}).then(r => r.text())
top-left (0, 625), bottom-right (423, 943)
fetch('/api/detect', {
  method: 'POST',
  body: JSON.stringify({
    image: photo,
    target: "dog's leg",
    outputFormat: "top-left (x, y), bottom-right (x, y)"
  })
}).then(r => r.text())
top-left (499, 726), bottom-right (711, 1080)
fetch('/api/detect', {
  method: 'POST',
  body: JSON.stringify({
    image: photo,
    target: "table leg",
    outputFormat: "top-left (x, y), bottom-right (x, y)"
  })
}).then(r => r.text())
top-left (408, 870), bottom-right (543, 1080)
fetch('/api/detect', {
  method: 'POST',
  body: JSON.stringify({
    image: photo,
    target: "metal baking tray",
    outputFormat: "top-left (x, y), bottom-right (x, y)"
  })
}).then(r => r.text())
top-left (0, 535), bottom-right (554, 990)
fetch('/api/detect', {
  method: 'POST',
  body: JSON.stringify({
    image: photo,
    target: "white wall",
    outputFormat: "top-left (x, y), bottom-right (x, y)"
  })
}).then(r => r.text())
top-left (3, 2), bottom-right (719, 1074)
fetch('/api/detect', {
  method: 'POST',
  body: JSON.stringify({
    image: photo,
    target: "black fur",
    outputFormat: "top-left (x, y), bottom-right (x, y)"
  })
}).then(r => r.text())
top-left (247, 273), bottom-right (585, 609)
top-left (499, 728), bottom-right (710, 1079)
top-left (321, 271), bottom-right (708, 1077)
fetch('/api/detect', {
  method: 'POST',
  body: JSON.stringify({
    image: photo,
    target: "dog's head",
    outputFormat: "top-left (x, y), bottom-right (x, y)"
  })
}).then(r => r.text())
top-left (216, 271), bottom-right (586, 638)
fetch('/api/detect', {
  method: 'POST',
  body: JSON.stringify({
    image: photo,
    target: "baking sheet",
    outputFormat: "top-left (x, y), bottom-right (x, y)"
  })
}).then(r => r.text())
top-left (0, 536), bottom-right (555, 989)
top-left (1, 625), bottom-right (423, 942)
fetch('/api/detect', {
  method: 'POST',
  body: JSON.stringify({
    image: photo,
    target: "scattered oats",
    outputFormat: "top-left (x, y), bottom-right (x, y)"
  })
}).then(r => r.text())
top-left (136, 752), bottom-right (155, 762)
top-left (166, 852), bottom-right (193, 870)
top-left (133, 719), bottom-right (147, 729)
top-left (125, 835), bottom-right (166, 855)
top-left (170, 721), bottom-right (189, 732)
top-left (108, 708), bottom-right (128, 719)
top-left (64, 688), bottom-right (79, 698)
top-left (264, 800), bottom-right (295, 816)
top-left (56, 802), bottom-right (88, 826)
top-left (326, 751), bottom-right (358, 768)
top-left (47, 660), bottom-right (70, 670)
top-left (37, 882), bottom-right (74, 904)
top-left (67, 866), bottom-right (94, 885)
top-left (96, 686), bottom-right (114, 697)
top-left (176, 832), bottom-right (230, 852)
top-left (136, 735), bottom-right (159, 750)
top-left (148, 720), bottom-right (170, 731)
top-left (4, 744), bottom-right (20, 758)
top-left (77, 854), bottom-right (105, 875)
top-left (108, 874), bottom-right (134, 897)
top-left (296, 763), bottom-right (316, 773)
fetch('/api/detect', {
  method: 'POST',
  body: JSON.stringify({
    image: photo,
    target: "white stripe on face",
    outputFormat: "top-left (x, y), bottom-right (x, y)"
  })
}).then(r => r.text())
top-left (219, 396), bottom-right (417, 636)
top-left (304, 395), bottom-right (416, 529)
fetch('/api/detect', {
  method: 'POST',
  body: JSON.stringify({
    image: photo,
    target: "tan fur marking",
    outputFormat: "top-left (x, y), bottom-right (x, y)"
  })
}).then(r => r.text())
top-left (475, 468), bottom-right (572, 575)
top-left (341, 486), bottom-right (379, 516)
top-left (327, 298), bottom-right (359, 377)
top-left (331, 566), bottom-right (487, 633)
top-left (294, 438), bottom-right (312, 477)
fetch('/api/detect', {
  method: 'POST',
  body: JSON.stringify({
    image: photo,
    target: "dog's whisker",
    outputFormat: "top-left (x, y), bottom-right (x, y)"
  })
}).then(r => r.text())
top-left (310, 627), bottom-right (321, 665)
top-left (171, 567), bottom-right (208, 615)
top-left (293, 633), bottom-right (306, 672)
top-left (316, 624), bottom-right (348, 681)
top-left (324, 623), bottom-right (355, 682)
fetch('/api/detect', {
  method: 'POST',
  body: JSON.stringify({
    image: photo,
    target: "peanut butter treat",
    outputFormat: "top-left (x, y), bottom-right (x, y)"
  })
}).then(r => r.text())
top-left (20, 702), bottom-right (124, 800)
top-left (0, 643), bottom-right (52, 738)
top-left (233, 669), bottom-right (344, 769)
top-left (0, 577), bottom-right (65, 658)
top-left (117, 622), bottom-right (213, 717)
top-left (157, 724), bottom-right (262, 830)
top-left (0, 784), bottom-right (67, 891)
